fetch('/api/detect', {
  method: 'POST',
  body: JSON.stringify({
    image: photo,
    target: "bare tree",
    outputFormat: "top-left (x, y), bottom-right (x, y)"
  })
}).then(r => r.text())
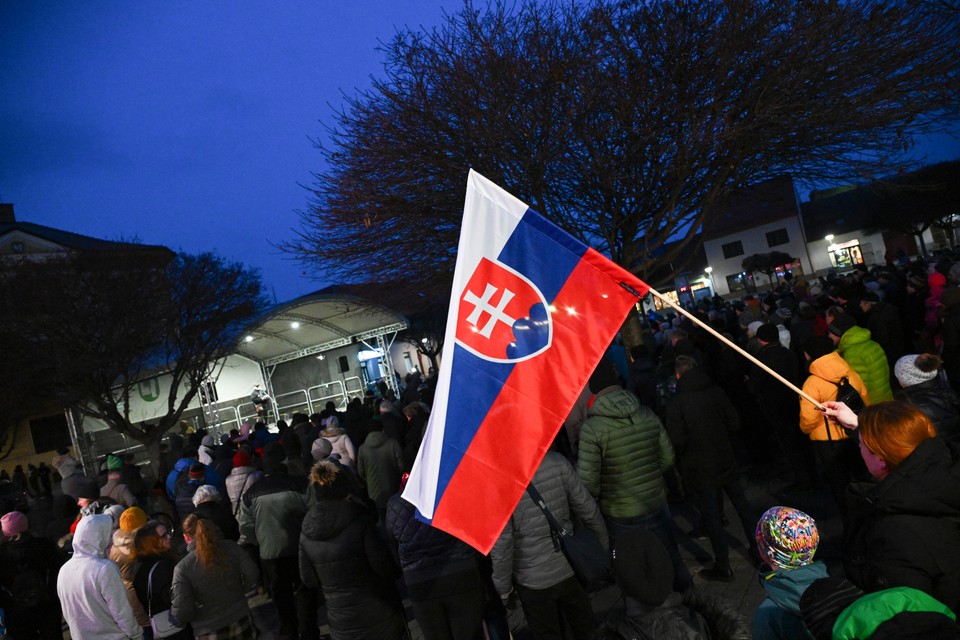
top-left (0, 249), bottom-right (267, 467)
top-left (399, 300), bottom-right (447, 372)
top-left (287, 0), bottom-right (959, 335)
top-left (742, 251), bottom-right (797, 288)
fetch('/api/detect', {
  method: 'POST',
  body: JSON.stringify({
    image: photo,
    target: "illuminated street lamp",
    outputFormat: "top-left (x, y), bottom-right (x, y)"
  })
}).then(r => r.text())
top-left (704, 266), bottom-right (716, 293)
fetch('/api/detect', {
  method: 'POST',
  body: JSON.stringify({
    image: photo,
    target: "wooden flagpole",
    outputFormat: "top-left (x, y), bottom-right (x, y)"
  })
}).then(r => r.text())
top-left (643, 286), bottom-right (824, 410)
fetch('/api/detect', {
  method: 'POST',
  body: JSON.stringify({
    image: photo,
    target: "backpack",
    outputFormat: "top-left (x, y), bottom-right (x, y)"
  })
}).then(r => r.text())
top-left (834, 377), bottom-right (865, 413)
top-left (172, 466), bottom-right (191, 499)
top-left (175, 481), bottom-right (201, 521)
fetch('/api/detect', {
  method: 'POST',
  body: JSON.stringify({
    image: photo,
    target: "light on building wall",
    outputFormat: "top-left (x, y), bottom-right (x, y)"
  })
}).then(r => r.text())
top-left (704, 266), bottom-right (713, 274)
top-left (290, 321), bottom-right (301, 329)
top-left (244, 335), bottom-right (254, 343)
top-left (825, 234), bottom-right (834, 242)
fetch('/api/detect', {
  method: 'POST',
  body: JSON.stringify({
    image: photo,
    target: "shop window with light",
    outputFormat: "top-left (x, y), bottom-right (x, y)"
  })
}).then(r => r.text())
top-left (766, 228), bottom-right (789, 247)
top-left (722, 240), bottom-right (744, 259)
top-left (827, 240), bottom-right (865, 268)
top-left (775, 259), bottom-right (804, 280)
top-left (726, 272), bottom-right (756, 293)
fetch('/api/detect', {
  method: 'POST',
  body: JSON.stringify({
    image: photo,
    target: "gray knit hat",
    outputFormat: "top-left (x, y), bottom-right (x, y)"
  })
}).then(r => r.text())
top-left (894, 354), bottom-right (939, 388)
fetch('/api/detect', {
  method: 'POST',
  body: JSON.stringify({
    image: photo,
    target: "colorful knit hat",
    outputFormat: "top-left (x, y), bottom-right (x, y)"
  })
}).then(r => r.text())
top-left (107, 454), bottom-right (123, 470)
top-left (756, 506), bottom-right (819, 569)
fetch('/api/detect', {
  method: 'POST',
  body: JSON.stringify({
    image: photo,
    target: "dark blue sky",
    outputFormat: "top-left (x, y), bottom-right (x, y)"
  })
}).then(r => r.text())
top-left (2, 3), bottom-right (959, 303)
top-left (0, 1), bottom-right (462, 302)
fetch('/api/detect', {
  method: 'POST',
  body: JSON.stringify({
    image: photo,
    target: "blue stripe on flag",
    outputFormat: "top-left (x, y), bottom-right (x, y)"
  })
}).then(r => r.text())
top-left (498, 209), bottom-right (588, 301)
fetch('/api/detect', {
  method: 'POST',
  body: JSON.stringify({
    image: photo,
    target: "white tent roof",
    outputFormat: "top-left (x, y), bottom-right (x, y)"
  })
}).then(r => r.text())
top-left (235, 291), bottom-right (409, 366)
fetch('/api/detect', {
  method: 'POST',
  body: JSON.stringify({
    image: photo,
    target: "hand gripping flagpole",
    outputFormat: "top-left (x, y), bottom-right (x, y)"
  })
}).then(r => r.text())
top-left (630, 284), bottom-right (824, 410)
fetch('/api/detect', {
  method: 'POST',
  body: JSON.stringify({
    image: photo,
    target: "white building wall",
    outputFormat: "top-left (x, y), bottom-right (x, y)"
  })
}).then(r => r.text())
top-left (806, 230), bottom-right (888, 274)
top-left (704, 217), bottom-right (812, 296)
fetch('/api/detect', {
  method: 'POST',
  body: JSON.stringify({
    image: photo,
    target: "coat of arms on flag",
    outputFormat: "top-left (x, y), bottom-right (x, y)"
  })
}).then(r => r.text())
top-left (402, 169), bottom-right (650, 553)
top-left (456, 257), bottom-right (551, 363)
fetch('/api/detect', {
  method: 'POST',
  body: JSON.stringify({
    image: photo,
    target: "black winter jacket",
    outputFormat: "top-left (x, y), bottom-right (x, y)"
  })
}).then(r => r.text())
top-left (299, 497), bottom-right (407, 639)
top-left (844, 437), bottom-right (960, 612)
top-left (897, 378), bottom-right (960, 443)
top-left (385, 495), bottom-right (480, 585)
top-left (665, 368), bottom-right (741, 492)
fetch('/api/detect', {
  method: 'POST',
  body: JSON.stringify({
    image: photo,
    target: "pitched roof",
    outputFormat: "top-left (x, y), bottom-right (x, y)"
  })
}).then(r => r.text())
top-left (702, 175), bottom-right (800, 240)
top-left (800, 161), bottom-right (960, 240)
top-left (0, 219), bottom-right (165, 252)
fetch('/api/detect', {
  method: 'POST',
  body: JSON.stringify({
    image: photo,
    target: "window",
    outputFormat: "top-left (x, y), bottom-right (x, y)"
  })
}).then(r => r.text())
top-left (721, 240), bottom-right (744, 259)
top-left (828, 240), bottom-right (865, 268)
top-left (766, 228), bottom-right (789, 247)
top-left (30, 413), bottom-right (72, 455)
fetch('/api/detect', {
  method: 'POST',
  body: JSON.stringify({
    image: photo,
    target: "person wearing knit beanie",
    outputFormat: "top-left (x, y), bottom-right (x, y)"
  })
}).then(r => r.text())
top-left (188, 463), bottom-right (206, 481)
top-left (828, 313), bottom-right (857, 339)
top-left (309, 458), bottom-right (352, 501)
top-left (310, 437), bottom-right (333, 461)
top-left (756, 506), bottom-right (819, 569)
top-left (233, 450), bottom-right (253, 468)
top-left (894, 354), bottom-right (940, 388)
top-left (755, 323), bottom-right (780, 345)
top-left (1, 510), bottom-right (28, 538)
top-left (754, 507), bottom-right (830, 640)
top-left (803, 335), bottom-right (835, 362)
top-left (106, 454), bottom-right (123, 471)
top-left (588, 359), bottom-right (620, 395)
top-left (118, 506), bottom-right (148, 532)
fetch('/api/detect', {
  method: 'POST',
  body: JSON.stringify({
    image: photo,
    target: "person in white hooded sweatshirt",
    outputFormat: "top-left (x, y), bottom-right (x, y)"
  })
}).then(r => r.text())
top-left (57, 513), bottom-right (143, 640)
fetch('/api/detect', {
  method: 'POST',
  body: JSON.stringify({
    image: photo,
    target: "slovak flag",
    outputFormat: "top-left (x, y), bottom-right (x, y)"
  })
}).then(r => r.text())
top-left (402, 170), bottom-right (650, 553)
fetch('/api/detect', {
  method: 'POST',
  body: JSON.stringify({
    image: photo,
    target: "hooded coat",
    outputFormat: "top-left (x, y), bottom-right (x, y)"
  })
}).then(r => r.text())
top-left (577, 387), bottom-right (675, 518)
top-left (665, 368), bottom-right (741, 492)
top-left (225, 465), bottom-right (263, 515)
top-left (356, 431), bottom-right (404, 509)
top-left (299, 497), bottom-right (407, 639)
top-left (171, 539), bottom-right (259, 635)
top-left (844, 437), bottom-right (960, 612)
top-left (59, 459), bottom-right (89, 502)
top-left (837, 326), bottom-right (894, 403)
top-left (110, 528), bottom-right (150, 627)
top-left (57, 514), bottom-right (143, 639)
top-left (799, 353), bottom-right (869, 441)
top-left (237, 472), bottom-right (312, 560)
top-left (321, 427), bottom-right (357, 468)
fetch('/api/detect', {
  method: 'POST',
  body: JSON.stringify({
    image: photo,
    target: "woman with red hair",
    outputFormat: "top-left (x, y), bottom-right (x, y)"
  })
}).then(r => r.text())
top-left (824, 400), bottom-right (960, 612)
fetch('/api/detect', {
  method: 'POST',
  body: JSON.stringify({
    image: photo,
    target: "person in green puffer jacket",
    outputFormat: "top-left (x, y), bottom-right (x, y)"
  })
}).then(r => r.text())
top-left (829, 313), bottom-right (894, 403)
top-left (577, 360), bottom-right (691, 593)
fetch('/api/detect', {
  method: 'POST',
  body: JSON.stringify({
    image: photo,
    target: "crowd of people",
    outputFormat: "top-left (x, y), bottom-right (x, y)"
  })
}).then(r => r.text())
top-left (2, 259), bottom-right (960, 639)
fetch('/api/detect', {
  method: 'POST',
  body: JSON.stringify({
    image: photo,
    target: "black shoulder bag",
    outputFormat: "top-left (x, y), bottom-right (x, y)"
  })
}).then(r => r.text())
top-left (526, 484), bottom-right (613, 591)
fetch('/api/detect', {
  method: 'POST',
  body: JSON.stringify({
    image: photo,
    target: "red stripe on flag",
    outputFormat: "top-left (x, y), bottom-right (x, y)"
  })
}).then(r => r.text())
top-left (432, 249), bottom-right (647, 553)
